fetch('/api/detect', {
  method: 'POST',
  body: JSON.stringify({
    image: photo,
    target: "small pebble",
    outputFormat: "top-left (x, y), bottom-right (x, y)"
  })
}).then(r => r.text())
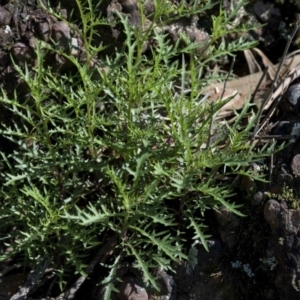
top-left (252, 191), bottom-right (264, 205)
top-left (291, 154), bottom-right (300, 176)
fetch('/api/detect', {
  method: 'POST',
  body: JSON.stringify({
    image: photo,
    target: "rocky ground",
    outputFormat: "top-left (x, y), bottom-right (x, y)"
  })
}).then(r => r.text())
top-left (1, 0), bottom-right (300, 299)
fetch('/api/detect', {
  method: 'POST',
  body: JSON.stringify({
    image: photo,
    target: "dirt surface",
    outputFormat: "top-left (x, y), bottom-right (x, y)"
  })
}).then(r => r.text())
top-left (1, 0), bottom-right (300, 300)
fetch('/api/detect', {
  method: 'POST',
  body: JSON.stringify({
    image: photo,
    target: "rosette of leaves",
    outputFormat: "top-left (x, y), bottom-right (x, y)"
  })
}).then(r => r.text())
top-left (0, 0), bottom-right (280, 297)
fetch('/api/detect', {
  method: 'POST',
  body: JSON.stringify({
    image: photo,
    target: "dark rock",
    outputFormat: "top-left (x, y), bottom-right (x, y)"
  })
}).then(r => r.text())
top-left (119, 0), bottom-right (138, 14)
top-left (281, 84), bottom-right (300, 112)
top-left (148, 270), bottom-right (177, 300)
top-left (51, 21), bottom-right (71, 51)
top-left (253, 0), bottom-right (282, 28)
top-left (117, 276), bottom-right (148, 300)
top-left (36, 18), bottom-right (51, 41)
top-left (264, 199), bottom-right (283, 230)
top-left (3, 3), bottom-right (15, 14)
top-left (11, 42), bottom-right (35, 64)
top-left (0, 7), bottom-right (12, 25)
top-left (264, 199), bottom-right (300, 299)
top-left (107, 0), bottom-right (141, 27)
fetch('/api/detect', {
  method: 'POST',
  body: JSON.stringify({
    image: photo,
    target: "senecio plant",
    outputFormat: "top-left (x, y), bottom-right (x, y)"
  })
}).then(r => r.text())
top-left (0, 0), bottom-right (280, 297)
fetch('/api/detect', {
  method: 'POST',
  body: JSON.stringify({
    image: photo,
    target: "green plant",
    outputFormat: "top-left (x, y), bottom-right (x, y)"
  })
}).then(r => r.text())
top-left (0, 0), bottom-right (282, 297)
top-left (269, 182), bottom-right (300, 209)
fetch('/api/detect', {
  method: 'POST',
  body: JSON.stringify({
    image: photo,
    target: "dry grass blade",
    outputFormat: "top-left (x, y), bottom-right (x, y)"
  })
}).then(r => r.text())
top-left (254, 23), bottom-right (300, 136)
top-left (204, 26), bottom-right (300, 126)
top-left (251, 48), bottom-right (277, 80)
top-left (244, 48), bottom-right (262, 74)
top-left (257, 61), bottom-right (300, 134)
top-left (205, 52), bottom-right (300, 110)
